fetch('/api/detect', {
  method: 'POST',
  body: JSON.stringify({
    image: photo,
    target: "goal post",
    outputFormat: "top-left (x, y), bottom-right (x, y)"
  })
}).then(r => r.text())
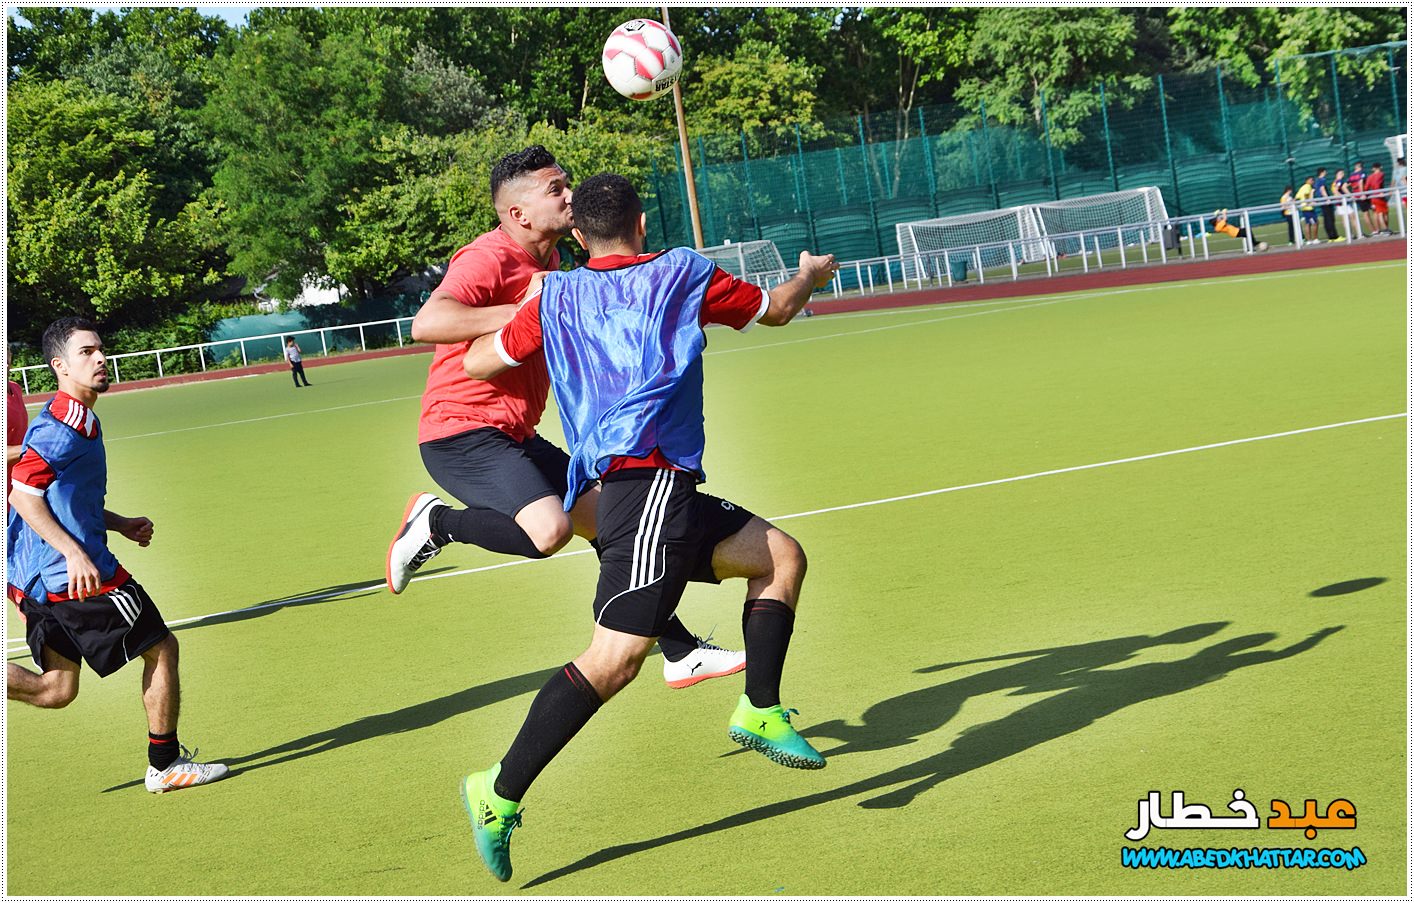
top-left (894, 187), bottom-right (1171, 279)
top-left (1027, 187), bottom-right (1169, 249)
top-left (695, 239), bottom-right (786, 280)
top-left (895, 206), bottom-right (1047, 280)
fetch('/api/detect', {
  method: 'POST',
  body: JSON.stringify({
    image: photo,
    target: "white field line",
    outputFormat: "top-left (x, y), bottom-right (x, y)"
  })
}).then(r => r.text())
top-left (96, 259), bottom-right (1405, 441)
top-left (10, 411), bottom-right (1402, 652)
top-left (106, 394), bottom-right (423, 442)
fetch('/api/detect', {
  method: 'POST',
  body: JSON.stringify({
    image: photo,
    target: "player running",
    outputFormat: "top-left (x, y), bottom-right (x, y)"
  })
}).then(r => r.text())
top-left (7, 318), bottom-right (228, 793)
top-left (457, 173), bottom-right (838, 881)
top-left (386, 145), bottom-right (743, 689)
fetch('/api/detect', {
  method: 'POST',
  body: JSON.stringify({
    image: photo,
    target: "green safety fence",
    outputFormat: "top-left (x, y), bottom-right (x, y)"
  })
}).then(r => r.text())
top-left (641, 41), bottom-right (1406, 261)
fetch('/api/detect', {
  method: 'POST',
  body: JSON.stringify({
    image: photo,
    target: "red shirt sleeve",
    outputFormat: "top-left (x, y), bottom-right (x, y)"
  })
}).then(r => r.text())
top-left (494, 296), bottom-right (545, 367)
top-left (699, 267), bottom-right (770, 331)
top-left (7, 382), bottom-right (28, 448)
top-left (10, 447), bottom-right (55, 496)
top-left (433, 245), bottom-right (501, 308)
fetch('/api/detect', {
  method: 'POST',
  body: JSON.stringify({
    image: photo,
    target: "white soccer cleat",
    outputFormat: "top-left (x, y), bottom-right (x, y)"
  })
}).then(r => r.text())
top-left (663, 632), bottom-right (746, 689)
top-left (145, 747), bottom-right (228, 793)
top-left (386, 492), bottom-right (449, 594)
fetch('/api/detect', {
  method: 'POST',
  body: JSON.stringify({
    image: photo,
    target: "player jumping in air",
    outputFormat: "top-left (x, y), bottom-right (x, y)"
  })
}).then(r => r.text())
top-left (386, 146), bottom-right (743, 689)
top-left (457, 173), bottom-right (838, 881)
top-left (7, 318), bottom-right (227, 793)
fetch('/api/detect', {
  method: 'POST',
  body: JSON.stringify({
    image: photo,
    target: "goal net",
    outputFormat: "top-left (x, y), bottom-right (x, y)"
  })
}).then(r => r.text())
top-left (1385, 134), bottom-right (1406, 199)
top-left (695, 240), bottom-right (785, 280)
top-left (895, 206), bottom-right (1047, 280)
top-left (1028, 187), bottom-right (1168, 255)
top-left (895, 187), bottom-right (1170, 275)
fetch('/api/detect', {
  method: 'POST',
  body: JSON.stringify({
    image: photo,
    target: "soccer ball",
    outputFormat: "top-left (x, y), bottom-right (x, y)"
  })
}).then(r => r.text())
top-left (602, 19), bottom-right (683, 101)
top-left (1256, 241), bottom-right (1270, 251)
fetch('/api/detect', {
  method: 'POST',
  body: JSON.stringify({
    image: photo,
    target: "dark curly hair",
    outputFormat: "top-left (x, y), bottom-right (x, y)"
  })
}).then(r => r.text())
top-left (490, 145), bottom-right (561, 203)
top-left (571, 173), bottom-right (642, 245)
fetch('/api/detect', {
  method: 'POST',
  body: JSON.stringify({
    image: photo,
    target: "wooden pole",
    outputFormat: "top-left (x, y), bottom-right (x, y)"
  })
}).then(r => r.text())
top-left (661, 7), bottom-right (704, 248)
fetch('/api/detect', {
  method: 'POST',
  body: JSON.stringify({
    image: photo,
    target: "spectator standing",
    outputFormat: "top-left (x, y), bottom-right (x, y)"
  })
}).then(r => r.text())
top-left (1348, 161), bottom-right (1370, 236)
top-left (1294, 176), bottom-right (1319, 243)
top-left (1279, 185), bottom-right (1296, 245)
top-left (1365, 162), bottom-right (1389, 234)
top-left (283, 337), bottom-right (311, 388)
top-left (1332, 168), bottom-right (1350, 238)
top-left (1314, 167), bottom-right (1339, 241)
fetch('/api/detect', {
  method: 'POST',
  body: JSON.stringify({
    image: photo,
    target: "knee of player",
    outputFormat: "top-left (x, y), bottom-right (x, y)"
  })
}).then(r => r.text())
top-left (532, 521), bottom-right (573, 556)
top-left (770, 531), bottom-right (808, 578)
top-left (147, 633), bottom-right (179, 663)
top-left (42, 680), bottom-right (78, 709)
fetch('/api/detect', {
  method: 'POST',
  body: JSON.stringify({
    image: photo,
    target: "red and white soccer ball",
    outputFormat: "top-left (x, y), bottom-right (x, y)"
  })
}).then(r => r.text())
top-left (602, 19), bottom-right (683, 101)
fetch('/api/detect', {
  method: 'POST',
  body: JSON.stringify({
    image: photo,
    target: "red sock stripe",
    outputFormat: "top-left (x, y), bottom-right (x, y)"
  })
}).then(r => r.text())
top-left (746, 598), bottom-right (794, 619)
top-left (563, 663), bottom-right (603, 709)
top-left (148, 735), bottom-right (177, 745)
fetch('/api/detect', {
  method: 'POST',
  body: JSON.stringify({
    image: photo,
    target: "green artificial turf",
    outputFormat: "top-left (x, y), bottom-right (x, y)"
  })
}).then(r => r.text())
top-left (5, 259), bottom-right (1406, 895)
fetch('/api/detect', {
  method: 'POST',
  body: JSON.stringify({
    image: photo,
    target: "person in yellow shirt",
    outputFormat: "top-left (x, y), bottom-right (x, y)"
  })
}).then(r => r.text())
top-left (1294, 176), bottom-right (1318, 243)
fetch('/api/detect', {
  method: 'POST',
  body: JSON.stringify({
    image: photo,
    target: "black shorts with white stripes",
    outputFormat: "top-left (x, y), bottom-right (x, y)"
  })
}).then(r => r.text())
top-left (16, 577), bottom-right (170, 677)
top-left (591, 468), bottom-right (755, 637)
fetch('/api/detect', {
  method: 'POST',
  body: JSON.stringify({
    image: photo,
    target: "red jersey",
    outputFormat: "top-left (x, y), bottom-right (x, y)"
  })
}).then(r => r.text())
top-left (1365, 169), bottom-right (1385, 191)
top-left (418, 228), bottom-right (559, 444)
top-left (495, 250), bottom-right (770, 471)
top-left (7, 379), bottom-right (29, 495)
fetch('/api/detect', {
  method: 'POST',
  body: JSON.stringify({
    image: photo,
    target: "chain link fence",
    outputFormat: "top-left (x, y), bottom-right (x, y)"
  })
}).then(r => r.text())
top-left (643, 42), bottom-right (1406, 260)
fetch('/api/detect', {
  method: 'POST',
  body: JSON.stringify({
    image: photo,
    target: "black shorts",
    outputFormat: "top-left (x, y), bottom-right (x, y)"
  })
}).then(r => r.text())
top-left (16, 578), bottom-right (170, 678)
top-left (591, 469), bottom-right (755, 637)
top-left (420, 427), bottom-right (569, 517)
top-left (1357, 198), bottom-right (1372, 211)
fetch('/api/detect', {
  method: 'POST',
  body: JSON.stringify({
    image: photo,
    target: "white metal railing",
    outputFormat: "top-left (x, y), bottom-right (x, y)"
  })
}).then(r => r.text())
top-left (9, 316), bottom-right (416, 394)
top-left (9, 187), bottom-right (1404, 392)
top-left (742, 186), bottom-right (1404, 299)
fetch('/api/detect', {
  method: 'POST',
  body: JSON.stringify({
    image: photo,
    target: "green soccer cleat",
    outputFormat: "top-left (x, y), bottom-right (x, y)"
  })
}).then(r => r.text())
top-left (727, 694), bottom-right (826, 770)
top-left (460, 764), bottom-right (522, 882)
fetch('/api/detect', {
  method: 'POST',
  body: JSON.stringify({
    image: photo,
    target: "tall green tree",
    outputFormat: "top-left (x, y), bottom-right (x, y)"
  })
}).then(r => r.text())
top-left (203, 21), bottom-right (414, 298)
top-left (7, 78), bottom-right (221, 340)
top-left (954, 8), bottom-right (1142, 147)
top-left (684, 40), bottom-right (825, 152)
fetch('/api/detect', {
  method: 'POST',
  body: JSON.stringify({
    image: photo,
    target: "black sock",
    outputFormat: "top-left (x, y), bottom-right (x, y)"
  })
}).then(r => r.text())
top-left (430, 505), bottom-right (546, 559)
top-left (148, 730), bottom-right (179, 770)
top-left (656, 616), bottom-right (698, 662)
top-left (742, 598), bottom-right (795, 709)
top-left (494, 663), bottom-right (602, 802)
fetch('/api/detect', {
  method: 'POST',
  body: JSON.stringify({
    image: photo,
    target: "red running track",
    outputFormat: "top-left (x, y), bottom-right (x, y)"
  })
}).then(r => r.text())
top-left (804, 235), bottom-right (1406, 316)
top-left (21, 237), bottom-right (1406, 402)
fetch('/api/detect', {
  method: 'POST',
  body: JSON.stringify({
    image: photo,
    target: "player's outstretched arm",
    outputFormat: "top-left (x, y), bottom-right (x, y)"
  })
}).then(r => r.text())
top-left (9, 488), bottom-right (101, 598)
top-left (759, 251), bottom-right (839, 326)
top-left (104, 510), bottom-right (153, 547)
top-left (409, 291), bottom-right (518, 345)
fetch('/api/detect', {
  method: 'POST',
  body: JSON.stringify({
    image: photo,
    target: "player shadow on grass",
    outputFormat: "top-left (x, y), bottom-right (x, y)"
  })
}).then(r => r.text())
top-left (522, 622), bottom-right (1343, 888)
top-left (102, 664), bottom-right (560, 793)
top-left (166, 568), bottom-right (460, 631)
